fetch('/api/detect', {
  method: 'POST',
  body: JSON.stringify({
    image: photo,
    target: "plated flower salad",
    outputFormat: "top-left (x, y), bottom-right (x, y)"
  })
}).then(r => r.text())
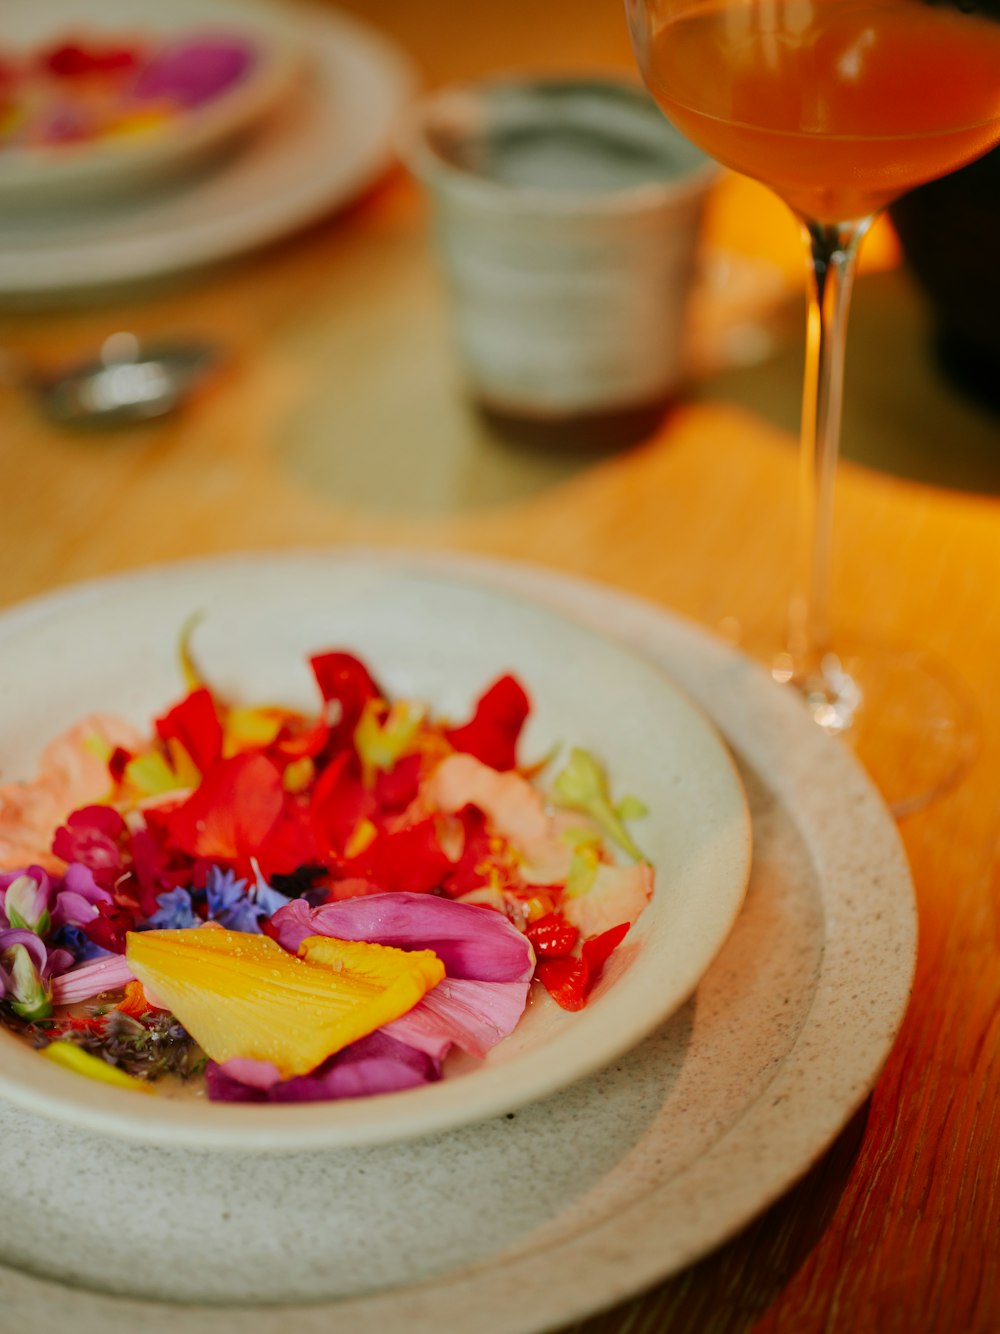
top-left (0, 632), bottom-right (654, 1104)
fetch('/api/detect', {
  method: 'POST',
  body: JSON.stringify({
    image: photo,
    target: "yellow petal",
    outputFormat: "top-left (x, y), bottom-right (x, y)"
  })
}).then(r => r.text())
top-left (125, 927), bottom-right (443, 1080)
top-left (42, 1041), bottom-right (152, 1093)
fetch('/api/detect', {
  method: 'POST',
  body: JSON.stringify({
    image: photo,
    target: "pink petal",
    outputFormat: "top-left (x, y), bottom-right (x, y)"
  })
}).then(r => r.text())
top-left (387, 976), bottom-right (531, 1059)
top-left (216, 1057), bottom-right (283, 1090)
top-left (50, 952), bottom-right (135, 1004)
top-left (271, 892), bottom-right (534, 983)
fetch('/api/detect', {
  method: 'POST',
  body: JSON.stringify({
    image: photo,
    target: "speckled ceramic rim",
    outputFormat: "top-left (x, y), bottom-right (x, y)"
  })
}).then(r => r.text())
top-left (0, 551), bottom-right (751, 1151)
top-left (0, 550), bottom-right (917, 1334)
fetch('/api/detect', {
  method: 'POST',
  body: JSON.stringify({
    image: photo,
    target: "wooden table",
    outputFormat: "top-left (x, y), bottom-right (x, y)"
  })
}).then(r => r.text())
top-left (1, 2), bottom-right (999, 1330)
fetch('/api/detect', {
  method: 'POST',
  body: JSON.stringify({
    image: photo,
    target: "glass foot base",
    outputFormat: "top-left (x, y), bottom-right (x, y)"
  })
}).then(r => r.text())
top-left (728, 625), bottom-right (979, 817)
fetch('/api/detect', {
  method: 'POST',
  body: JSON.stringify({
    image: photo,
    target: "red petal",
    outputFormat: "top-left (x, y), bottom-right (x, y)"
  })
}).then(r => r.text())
top-left (83, 900), bottom-right (139, 955)
top-left (156, 687), bottom-right (223, 774)
top-left (52, 806), bottom-right (126, 888)
top-left (270, 715), bottom-right (329, 762)
top-left (581, 922), bottom-right (630, 974)
top-left (310, 750), bottom-right (375, 860)
top-left (108, 746), bottom-right (132, 783)
top-left (354, 819), bottom-right (453, 895)
top-left (256, 798), bottom-right (323, 879)
top-left (444, 674), bottom-right (530, 771)
top-left (66, 805), bottom-right (126, 839)
top-left (166, 753), bottom-right (285, 864)
top-left (535, 957), bottom-right (588, 1011)
top-left (441, 808), bottom-right (493, 897)
top-left (374, 752), bottom-right (424, 812)
top-left (309, 651), bottom-right (383, 750)
top-left (128, 824), bottom-right (196, 912)
top-left (324, 877), bottom-right (380, 902)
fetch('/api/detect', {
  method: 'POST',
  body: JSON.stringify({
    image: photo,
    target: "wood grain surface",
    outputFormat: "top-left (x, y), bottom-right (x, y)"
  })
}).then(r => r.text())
top-left (0, 2), bottom-right (998, 1331)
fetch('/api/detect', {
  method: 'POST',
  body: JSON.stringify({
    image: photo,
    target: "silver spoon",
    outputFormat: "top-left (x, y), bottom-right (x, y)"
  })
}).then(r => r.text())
top-left (30, 332), bottom-right (220, 428)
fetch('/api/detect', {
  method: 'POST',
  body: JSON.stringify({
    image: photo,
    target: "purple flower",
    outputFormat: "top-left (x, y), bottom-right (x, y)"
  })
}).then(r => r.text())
top-left (204, 865), bottom-right (286, 934)
top-left (146, 887), bottom-right (198, 931)
top-left (0, 929), bottom-right (53, 1019)
top-left (204, 867), bottom-right (262, 933)
top-left (249, 864), bottom-right (290, 918)
top-left (1, 870), bottom-right (53, 935)
top-left (50, 862), bottom-right (114, 930)
top-left (0, 862), bottom-right (117, 947)
top-left (50, 923), bottom-right (113, 965)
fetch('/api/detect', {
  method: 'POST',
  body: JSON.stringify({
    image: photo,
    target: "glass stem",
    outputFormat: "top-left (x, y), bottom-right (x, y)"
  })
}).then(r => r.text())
top-left (787, 216), bottom-right (873, 695)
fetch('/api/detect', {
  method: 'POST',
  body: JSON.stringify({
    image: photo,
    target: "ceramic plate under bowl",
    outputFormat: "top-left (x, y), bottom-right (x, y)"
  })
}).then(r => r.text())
top-left (0, 0), bottom-right (299, 206)
top-left (0, 552), bottom-right (751, 1152)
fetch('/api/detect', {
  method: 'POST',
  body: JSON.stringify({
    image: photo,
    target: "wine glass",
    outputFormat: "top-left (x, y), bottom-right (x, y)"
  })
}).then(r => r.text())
top-left (625, 0), bottom-right (1000, 814)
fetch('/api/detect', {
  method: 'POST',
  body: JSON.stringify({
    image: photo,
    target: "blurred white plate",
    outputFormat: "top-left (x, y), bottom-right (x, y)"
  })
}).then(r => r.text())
top-left (0, 4), bottom-right (416, 297)
top-left (0, 0), bottom-right (299, 207)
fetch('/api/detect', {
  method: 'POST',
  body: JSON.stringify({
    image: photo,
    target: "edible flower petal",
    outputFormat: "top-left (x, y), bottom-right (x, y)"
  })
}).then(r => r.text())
top-left (166, 754), bottom-right (321, 879)
top-left (50, 952), bottom-right (135, 1005)
top-left (51, 862), bottom-right (114, 929)
top-left (444, 674), bottom-right (530, 772)
top-left (2, 870), bottom-right (52, 935)
top-left (125, 926), bottom-right (444, 1080)
top-left (50, 923), bottom-right (113, 964)
top-left (387, 976), bottom-right (531, 1059)
top-left (1, 937), bottom-right (52, 1019)
top-left (309, 651), bottom-right (382, 751)
top-left (205, 1029), bottom-right (440, 1103)
top-left (271, 892), bottom-right (534, 983)
top-left (51, 806), bottom-right (127, 890)
top-left (354, 819), bottom-right (454, 896)
top-left (0, 714), bottom-right (142, 871)
top-left (131, 38), bottom-right (255, 110)
top-left (146, 887), bottom-right (198, 930)
top-left (155, 686), bottom-right (223, 776)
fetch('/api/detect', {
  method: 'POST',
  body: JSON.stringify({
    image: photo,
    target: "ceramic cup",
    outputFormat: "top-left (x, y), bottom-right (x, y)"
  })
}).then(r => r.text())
top-left (403, 75), bottom-right (719, 427)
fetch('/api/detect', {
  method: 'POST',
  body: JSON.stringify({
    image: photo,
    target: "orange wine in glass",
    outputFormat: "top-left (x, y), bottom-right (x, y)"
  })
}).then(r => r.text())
top-left (626, 0), bottom-right (1000, 813)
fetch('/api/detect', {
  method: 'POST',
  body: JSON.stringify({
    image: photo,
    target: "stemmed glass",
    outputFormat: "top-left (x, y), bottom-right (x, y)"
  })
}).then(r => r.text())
top-left (625, 0), bottom-right (1000, 813)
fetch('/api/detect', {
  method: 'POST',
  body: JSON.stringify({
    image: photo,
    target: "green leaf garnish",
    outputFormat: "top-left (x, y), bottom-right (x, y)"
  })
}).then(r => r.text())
top-left (564, 845), bottom-right (600, 899)
top-left (551, 747), bottom-right (647, 862)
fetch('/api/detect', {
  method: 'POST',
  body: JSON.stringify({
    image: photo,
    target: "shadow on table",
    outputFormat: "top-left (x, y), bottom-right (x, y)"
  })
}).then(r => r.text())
top-left (281, 384), bottom-right (667, 517)
top-left (695, 266), bottom-right (1000, 498)
top-left (565, 1100), bottom-right (870, 1334)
